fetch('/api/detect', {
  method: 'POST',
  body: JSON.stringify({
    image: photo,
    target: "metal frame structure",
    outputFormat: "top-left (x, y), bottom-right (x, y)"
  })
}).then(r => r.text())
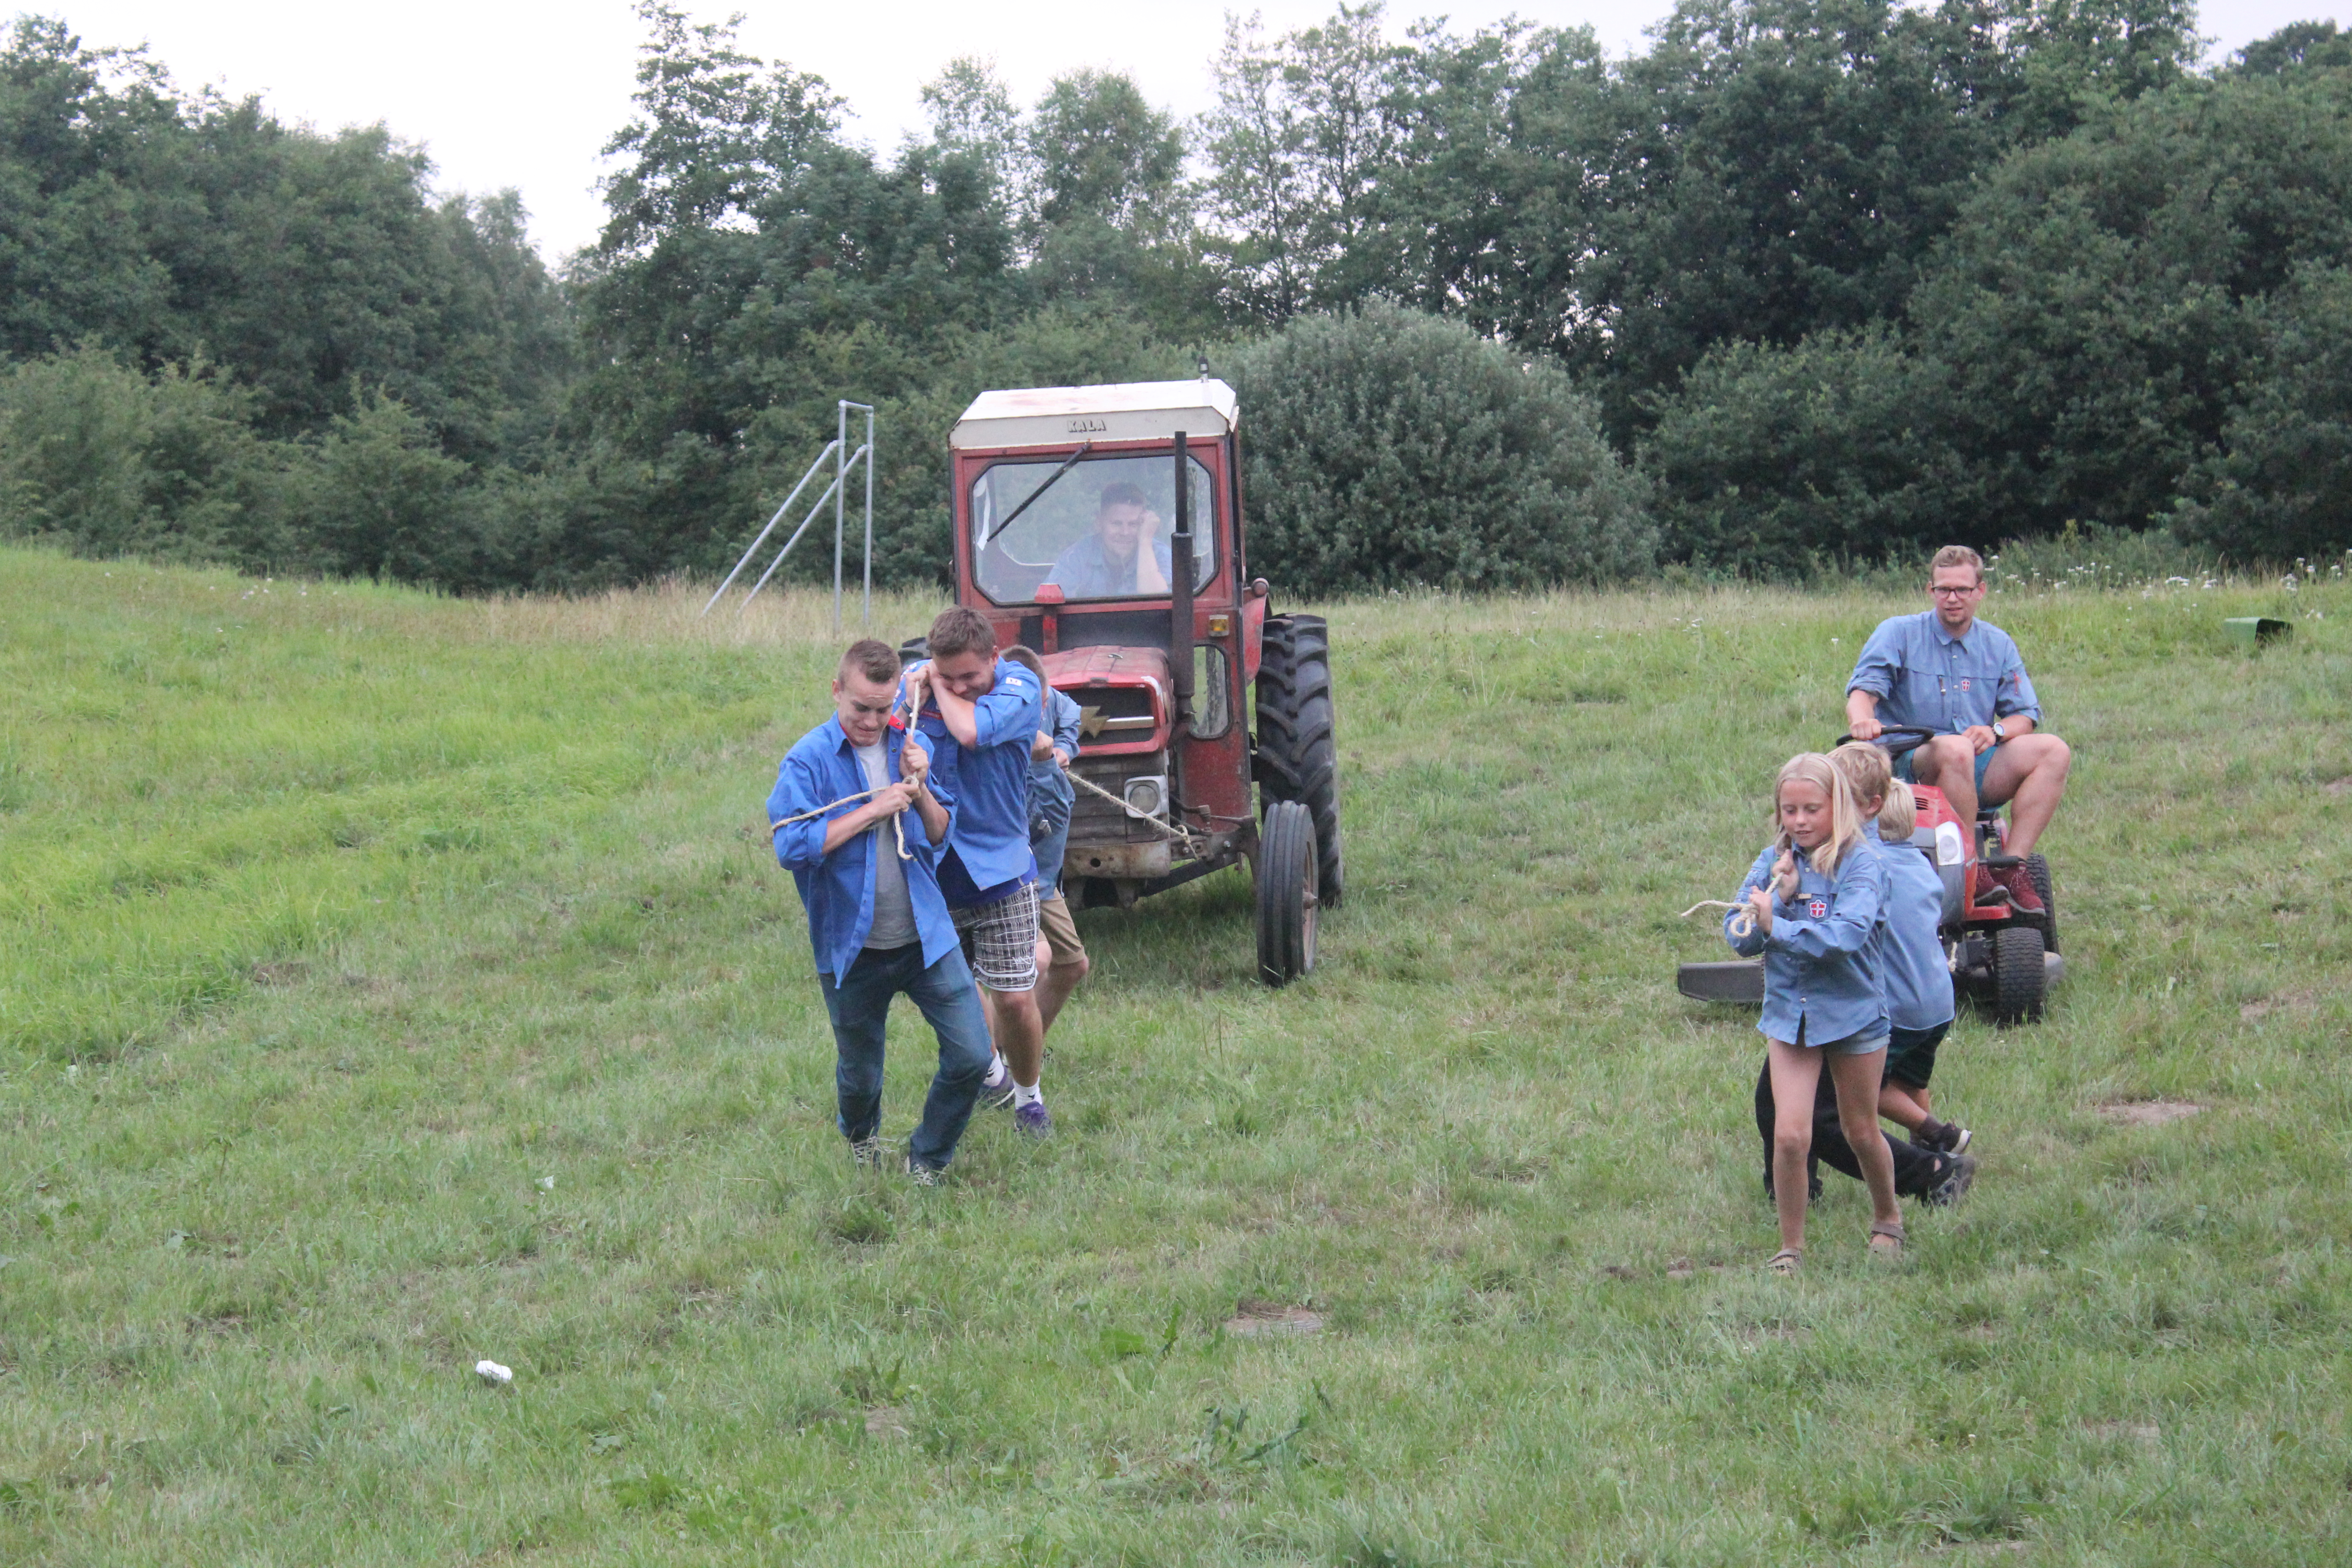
top-left (701, 400), bottom-right (876, 627)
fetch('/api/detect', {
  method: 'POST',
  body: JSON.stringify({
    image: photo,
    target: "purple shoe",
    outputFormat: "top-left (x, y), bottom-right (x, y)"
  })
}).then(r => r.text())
top-left (1014, 1099), bottom-right (1052, 1139)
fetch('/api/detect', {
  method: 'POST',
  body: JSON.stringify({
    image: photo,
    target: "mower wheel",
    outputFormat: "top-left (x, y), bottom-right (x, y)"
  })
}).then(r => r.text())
top-left (1255, 800), bottom-right (1319, 985)
top-left (1991, 925), bottom-right (2046, 1024)
top-left (2026, 853), bottom-right (2057, 954)
top-left (1255, 615), bottom-right (1344, 908)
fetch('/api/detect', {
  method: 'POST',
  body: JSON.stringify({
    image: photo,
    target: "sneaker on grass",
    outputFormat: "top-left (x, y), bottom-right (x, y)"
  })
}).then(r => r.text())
top-left (980, 1062), bottom-right (1016, 1111)
top-left (904, 1156), bottom-right (944, 1187)
top-left (849, 1133), bottom-right (886, 1169)
top-left (1925, 1152), bottom-right (1978, 1207)
top-left (1014, 1100), bottom-right (1052, 1139)
top-left (1912, 1121), bottom-right (1973, 1156)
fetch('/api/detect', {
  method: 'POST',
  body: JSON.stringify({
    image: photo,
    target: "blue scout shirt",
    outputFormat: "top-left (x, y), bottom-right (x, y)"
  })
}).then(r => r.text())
top-left (1865, 821), bottom-right (1956, 1031)
top-left (768, 717), bottom-right (959, 978)
top-left (915, 655), bottom-right (1045, 903)
top-left (1029, 687), bottom-right (1083, 890)
top-left (1847, 611), bottom-right (2042, 735)
top-left (1726, 835), bottom-right (1890, 1046)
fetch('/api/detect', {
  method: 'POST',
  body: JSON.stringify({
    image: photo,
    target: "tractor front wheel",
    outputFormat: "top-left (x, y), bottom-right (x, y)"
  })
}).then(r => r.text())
top-left (1255, 614), bottom-right (1343, 908)
top-left (1255, 800), bottom-right (1320, 985)
top-left (1991, 925), bottom-right (2046, 1024)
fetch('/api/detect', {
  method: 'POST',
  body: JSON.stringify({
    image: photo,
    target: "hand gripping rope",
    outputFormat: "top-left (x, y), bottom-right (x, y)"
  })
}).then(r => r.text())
top-left (769, 691), bottom-right (927, 862)
top-left (1680, 900), bottom-right (1757, 940)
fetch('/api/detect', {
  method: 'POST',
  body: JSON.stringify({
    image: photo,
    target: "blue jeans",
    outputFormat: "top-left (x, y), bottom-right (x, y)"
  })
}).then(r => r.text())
top-left (818, 943), bottom-right (993, 1169)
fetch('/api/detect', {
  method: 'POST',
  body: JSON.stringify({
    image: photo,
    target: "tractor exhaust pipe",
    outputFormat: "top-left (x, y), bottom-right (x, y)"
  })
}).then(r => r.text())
top-left (1169, 431), bottom-right (1194, 751)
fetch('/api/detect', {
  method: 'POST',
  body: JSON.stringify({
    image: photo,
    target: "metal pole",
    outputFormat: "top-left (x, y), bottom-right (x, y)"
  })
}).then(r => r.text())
top-left (741, 470), bottom-right (847, 611)
top-left (833, 400), bottom-right (847, 631)
top-left (701, 440), bottom-right (840, 616)
top-left (862, 405), bottom-right (875, 627)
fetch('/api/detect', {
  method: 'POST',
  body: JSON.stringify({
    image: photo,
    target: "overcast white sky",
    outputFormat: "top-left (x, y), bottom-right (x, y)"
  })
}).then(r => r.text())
top-left (46, 0), bottom-right (2348, 262)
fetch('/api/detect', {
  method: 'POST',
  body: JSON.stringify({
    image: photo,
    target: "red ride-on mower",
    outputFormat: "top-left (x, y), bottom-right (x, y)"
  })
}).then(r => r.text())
top-left (1675, 727), bottom-right (2063, 1024)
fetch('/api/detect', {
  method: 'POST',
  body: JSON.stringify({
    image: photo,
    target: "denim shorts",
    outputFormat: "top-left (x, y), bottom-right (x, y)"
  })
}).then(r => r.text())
top-left (1793, 1018), bottom-right (1890, 1057)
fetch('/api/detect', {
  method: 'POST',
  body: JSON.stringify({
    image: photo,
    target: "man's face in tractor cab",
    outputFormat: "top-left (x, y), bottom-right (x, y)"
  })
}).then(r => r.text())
top-left (1094, 488), bottom-right (1159, 568)
top-left (1929, 564), bottom-right (1985, 634)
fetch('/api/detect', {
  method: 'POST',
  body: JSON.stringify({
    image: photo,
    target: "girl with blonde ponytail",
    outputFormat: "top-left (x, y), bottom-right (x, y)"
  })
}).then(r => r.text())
top-left (1724, 754), bottom-right (1901, 1272)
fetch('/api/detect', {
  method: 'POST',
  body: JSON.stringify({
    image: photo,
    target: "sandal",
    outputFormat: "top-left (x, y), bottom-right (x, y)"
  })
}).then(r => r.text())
top-left (1767, 1248), bottom-right (1803, 1275)
top-left (1868, 1220), bottom-right (1906, 1259)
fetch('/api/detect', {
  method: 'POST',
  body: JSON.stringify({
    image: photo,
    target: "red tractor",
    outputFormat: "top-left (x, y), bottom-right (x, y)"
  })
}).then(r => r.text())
top-left (922, 377), bottom-right (1343, 984)
top-left (1676, 728), bottom-right (2061, 1023)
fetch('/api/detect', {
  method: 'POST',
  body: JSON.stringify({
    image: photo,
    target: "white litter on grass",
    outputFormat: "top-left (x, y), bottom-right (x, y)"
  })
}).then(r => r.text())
top-left (475, 1359), bottom-right (514, 1385)
top-left (535, 1176), bottom-right (555, 1191)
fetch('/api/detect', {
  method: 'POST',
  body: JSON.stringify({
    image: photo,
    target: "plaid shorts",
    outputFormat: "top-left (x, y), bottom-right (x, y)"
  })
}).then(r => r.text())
top-left (951, 881), bottom-right (1040, 992)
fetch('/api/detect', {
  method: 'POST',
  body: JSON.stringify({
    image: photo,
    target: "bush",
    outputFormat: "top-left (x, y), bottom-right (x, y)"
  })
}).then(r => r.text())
top-left (1227, 303), bottom-right (1654, 594)
top-left (0, 346), bottom-right (291, 565)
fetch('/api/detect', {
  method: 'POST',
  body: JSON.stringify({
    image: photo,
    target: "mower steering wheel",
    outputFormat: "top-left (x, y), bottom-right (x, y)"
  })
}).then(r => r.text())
top-left (1836, 725), bottom-right (1938, 762)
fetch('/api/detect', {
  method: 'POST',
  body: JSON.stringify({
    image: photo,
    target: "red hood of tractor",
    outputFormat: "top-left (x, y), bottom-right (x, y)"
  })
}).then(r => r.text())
top-left (1042, 645), bottom-right (1171, 755)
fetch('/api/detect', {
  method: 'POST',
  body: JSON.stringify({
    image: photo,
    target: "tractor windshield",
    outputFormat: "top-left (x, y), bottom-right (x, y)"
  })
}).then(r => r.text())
top-left (971, 453), bottom-right (1216, 604)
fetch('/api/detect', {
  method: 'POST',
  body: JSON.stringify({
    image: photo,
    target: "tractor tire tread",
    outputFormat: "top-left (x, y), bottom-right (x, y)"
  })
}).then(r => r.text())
top-left (1254, 615), bottom-right (1344, 909)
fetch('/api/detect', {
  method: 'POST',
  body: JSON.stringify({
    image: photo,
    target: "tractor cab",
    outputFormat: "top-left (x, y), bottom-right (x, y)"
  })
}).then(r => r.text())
top-left (941, 377), bottom-right (1343, 983)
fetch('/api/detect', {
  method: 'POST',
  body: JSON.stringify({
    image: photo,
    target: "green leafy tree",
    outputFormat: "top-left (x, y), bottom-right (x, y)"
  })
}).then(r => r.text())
top-left (1227, 303), bottom-right (1653, 593)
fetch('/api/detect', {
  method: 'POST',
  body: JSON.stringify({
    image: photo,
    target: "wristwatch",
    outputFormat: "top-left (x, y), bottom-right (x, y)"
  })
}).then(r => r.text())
top-left (1991, 721), bottom-right (2008, 741)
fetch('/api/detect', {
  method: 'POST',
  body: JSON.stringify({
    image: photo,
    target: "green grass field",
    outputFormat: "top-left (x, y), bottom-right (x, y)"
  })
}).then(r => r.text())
top-left (2, 544), bottom-right (2347, 1566)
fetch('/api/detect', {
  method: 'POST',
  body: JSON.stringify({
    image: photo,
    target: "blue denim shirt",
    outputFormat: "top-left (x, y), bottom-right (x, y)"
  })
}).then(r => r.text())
top-left (1727, 835), bottom-right (1889, 1045)
top-left (1847, 611), bottom-right (2042, 735)
top-left (915, 656), bottom-right (1045, 902)
top-left (1029, 688), bottom-right (1083, 889)
top-left (1865, 822), bottom-right (1956, 1031)
top-left (768, 717), bottom-right (959, 978)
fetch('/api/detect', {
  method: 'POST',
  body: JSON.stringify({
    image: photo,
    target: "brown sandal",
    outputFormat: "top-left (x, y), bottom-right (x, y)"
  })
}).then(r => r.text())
top-left (1868, 1220), bottom-right (1906, 1259)
top-left (1767, 1248), bottom-right (1803, 1275)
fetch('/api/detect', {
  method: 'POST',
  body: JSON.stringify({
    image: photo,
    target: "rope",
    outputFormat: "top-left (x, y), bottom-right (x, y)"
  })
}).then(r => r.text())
top-left (1065, 767), bottom-right (1207, 853)
top-left (1681, 899), bottom-right (1757, 940)
top-left (771, 786), bottom-right (911, 861)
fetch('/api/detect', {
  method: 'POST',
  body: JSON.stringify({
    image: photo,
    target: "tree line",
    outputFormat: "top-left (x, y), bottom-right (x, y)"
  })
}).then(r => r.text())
top-left (1, 3), bottom-right (2347, 594)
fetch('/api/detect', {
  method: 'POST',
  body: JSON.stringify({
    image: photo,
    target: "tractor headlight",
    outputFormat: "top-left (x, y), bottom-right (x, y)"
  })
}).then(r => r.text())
top-left (1122, 775), bottom-right (1166, 817)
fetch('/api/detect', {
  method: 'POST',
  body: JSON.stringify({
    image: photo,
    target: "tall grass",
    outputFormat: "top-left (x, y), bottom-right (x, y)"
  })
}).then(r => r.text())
top-left (1, 543), bottom-right (2346, 1565)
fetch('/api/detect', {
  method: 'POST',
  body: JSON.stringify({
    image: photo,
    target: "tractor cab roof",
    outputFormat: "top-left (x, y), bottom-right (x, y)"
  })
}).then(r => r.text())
top-left (951, 379), bottom-right (1238, 451)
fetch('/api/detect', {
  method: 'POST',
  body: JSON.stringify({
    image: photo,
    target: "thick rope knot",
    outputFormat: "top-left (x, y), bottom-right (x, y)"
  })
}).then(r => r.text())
top-left (1681, 899), bottom-right (1756, 941)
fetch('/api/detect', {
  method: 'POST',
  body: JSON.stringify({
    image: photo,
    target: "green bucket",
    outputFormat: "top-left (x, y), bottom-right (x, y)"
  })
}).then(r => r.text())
top-left (2224, 616), bottom-right (2293, 649)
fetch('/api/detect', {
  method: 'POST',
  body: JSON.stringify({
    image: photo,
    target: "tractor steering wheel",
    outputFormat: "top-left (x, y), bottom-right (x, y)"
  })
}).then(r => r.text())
top-left (1836, 725), bottom-right (1938, 762)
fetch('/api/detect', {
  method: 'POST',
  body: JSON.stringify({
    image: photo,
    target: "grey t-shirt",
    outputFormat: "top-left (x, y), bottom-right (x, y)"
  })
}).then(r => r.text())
top-left (853, 740), bottom-right (917, 950)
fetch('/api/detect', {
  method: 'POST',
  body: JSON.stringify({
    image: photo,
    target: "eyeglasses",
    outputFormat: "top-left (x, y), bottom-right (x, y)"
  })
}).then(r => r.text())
top-left (1930, 585), bottom-right (1980, 598)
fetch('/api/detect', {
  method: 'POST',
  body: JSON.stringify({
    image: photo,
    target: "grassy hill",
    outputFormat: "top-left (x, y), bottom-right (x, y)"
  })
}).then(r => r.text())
top-left (1, 544), bottom-right (2346, 1565)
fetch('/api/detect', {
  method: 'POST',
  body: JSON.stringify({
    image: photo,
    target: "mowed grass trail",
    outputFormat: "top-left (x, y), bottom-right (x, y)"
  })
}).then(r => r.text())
top-left (2, 543), bottom-right (2347, 1566)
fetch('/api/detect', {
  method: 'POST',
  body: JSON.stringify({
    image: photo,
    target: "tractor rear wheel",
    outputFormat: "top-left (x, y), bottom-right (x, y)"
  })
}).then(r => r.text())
top-left (2025, 853), bottom-right (2057, 954)
top-left (1254, 614), bottom-right (1344, 908)
top-left (1255, 800), bottom-right (1319, 985)
top-left (1991, 925), bottom-right (2046, 1024)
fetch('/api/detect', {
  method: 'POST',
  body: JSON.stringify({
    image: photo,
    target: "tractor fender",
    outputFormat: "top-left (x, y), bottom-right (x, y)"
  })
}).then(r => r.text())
top-left (1241, 594), bottom-right (1268, 682)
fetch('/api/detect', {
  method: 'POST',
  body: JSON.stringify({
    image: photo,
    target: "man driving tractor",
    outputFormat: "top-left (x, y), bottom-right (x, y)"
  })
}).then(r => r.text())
top-left (1045, 482), bottom-right (1170, 599)
top-left (1844, 545), bottom-right (2071, 911)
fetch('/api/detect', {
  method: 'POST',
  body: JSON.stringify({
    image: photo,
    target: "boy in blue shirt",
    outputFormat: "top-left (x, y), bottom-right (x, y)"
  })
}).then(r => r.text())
top-left (766, 639), bottom-right (988, 1184)
top-left (902, 608), bottom-right (1056, 1137)
top-left (1004, 647), bottom-right (1091, 1040)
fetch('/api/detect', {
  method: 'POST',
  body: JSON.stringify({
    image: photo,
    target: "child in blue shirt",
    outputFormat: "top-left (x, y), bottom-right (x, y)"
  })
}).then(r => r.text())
top-left (1832, 742), bottom-right (1972, 1162)
top-left (1727, 754), bottom-right (1904, 1271)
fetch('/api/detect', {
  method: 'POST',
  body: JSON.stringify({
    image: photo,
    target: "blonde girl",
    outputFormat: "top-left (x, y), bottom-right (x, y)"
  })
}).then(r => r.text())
top-left (1726, 754), bottom-right (1902, 1271)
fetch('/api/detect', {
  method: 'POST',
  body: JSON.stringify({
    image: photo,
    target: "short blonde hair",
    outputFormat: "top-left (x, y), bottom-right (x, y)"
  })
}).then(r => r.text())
top-left (1773, 753), bottom-right (1866, 878)
top-left (1930, 544), bottom-right (1984, 583)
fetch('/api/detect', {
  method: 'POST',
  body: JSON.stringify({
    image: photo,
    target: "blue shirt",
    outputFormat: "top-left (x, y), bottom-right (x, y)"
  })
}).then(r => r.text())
top-left (1029, 688), bottom-right (1083, 889)
top-left (1847, 611), bottom-right (2041, 735)
top-left (767, 717), bottom-right (959, 978)
top-left (1865, 822), bottom-right (1956, 1031)
top-left (1726, 836), bottom-right (1889, 1045)
top-left (1044, 533), bottom-right (1175, 599)
top-left (916, 656), bottom-right (1045, 902)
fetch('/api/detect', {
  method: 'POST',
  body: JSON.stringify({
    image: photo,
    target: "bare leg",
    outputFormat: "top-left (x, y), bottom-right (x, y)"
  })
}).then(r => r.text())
top-left (986, 987), bottom-right (1046, 1088)
top-left (1979, 733), bottom-right (2071, 857)
top-left (1829, 1051), bottom-right (1903, 1236)
top-left (1037, 958), bottom-right (1089, 1034)
top-left (1765, 1039), bottom-right (1823, 1255)
top-left (1879, 1080), bottom-right (1929, 1132)
top-left (1911, 733), bottom-right (1980, 826)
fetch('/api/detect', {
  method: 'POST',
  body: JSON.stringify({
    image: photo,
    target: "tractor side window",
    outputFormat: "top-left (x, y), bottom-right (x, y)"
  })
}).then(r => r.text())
top-left (1190, 643), bottom-right (1232, 739)
top-left (971, 454), bottom-right (1216, 604)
